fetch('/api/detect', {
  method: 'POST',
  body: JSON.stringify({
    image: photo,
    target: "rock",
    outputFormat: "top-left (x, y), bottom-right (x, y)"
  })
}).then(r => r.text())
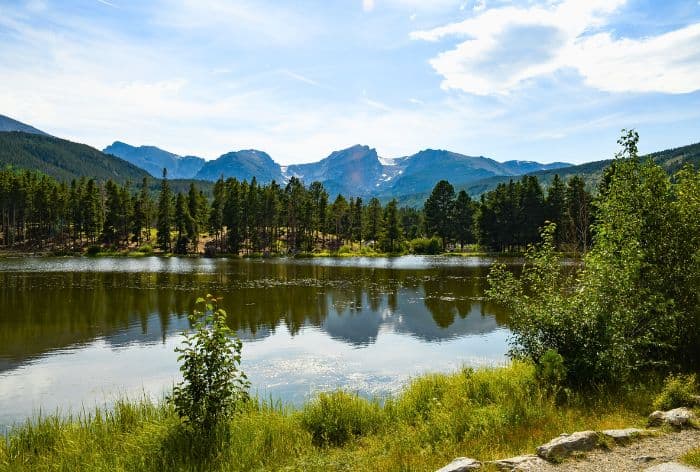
top-left (600, 428), bottom-right (647, 444)
top-left (634, 455), bottom-right (659, 463)
top-left (536, 430), bottom-right (599, 461)
top-left (644, 462), bottom-right (698, 471)
top-left (648, 408), bottom-right (697, 428)
top-left (436, 457), bottom-right (481, 472)
top-left (489, 455), bottom-right (548, 471)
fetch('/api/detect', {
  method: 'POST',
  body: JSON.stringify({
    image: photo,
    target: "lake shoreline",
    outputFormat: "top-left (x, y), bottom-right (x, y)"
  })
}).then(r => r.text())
top-left (0, 248), bottom-right (532, 259)
top-left (0, 362), bottom-right (666, 471)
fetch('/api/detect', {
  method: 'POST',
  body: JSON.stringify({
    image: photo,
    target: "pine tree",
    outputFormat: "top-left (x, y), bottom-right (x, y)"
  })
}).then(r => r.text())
top-left (453, 190), bottom-right (475, 250)
top-left (83, 179), bottom-right (103, 244)
top-left (132, 177), bottom-right (150, 244)
top-left (546, 174), bottom-right (566, 247)
top-left (365, 197), bottom-right (383, 246)
top-left (157, 168), bottom-right (173, 252)
top-left (174, 192), bottom-right (194, 254)
top-left (380, 199), bottom-right (401, 253)
top-left (565, 176), bottom-right (592, 252)
top-left (424, 180), bottom-right (456, 250)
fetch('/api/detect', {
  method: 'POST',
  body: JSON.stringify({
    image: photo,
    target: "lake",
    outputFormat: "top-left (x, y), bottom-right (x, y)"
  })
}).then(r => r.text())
top-left (0, 256), bottom-right (514, 431)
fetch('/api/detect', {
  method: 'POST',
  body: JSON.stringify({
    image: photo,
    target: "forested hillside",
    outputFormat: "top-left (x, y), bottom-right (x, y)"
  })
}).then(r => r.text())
top-left (0, 132), bottom-right (150, 183)
top-left (393, 141), bottom-right (700, 207)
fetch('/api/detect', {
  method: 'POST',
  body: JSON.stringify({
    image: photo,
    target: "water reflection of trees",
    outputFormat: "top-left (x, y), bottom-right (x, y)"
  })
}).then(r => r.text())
top-left (0, 262), bottom-right (511, 370)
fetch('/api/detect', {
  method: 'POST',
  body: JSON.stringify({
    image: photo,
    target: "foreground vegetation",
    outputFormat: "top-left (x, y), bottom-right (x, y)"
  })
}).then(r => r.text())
top-left (0, 363), bottom-right (669, 472)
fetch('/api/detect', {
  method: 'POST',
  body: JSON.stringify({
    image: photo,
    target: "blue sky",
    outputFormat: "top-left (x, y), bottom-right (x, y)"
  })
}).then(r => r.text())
top-left (0, 0), bottom-right (699, 164)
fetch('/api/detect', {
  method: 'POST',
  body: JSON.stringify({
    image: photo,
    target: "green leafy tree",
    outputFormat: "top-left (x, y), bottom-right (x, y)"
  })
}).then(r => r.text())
top-left (170, 294), bottom-right (250, 432)
top-left (488, 130), bottom-right (700, 386)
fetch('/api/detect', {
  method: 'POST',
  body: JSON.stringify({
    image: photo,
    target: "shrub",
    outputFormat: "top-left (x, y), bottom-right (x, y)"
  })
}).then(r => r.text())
top-left (536, 349), bottom-right (567, 388)
top-left (300, 391), bottom-right (385, 446)
top-left (169, 294), bottom-right (250, 433)
top-left (488, 131), bottom-right (700, 386)
top-left (410, 237), bottom-right (441, 255)
top-left (86, 245), bottom-right (101, 256)
top-left (652, 374), bottom-right (698, 411)
top-left (138, 243), bottom-right (153, 255)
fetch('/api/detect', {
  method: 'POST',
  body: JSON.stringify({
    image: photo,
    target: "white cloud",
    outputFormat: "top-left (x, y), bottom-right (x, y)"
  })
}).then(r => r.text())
top-left (571, 24), bottom-right (700, 94)
top-left (411, 0), bottom-right (700, 95)
top-left (363, 0), bottom-right (375, 12)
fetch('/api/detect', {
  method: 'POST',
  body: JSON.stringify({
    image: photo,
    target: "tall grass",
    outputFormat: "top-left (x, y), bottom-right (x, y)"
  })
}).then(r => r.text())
top-left (0, 363), bottom-right (659, 471)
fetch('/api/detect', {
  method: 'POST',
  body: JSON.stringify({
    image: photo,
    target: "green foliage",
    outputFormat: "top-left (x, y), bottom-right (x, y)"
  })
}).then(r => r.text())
top-left (1, 363), bottom-right (660, 471)
top-left (136, 243), bottom-right (153, 255)
top-left (300, 391), bottom-right (385, 446)
top-left (488, 131), bottom-right (700, 386)
top-left (170, 294), bottom-right (250, 433)
top-left (682, 448), bottom-right (700, 468)
top-left (535, 349), bottom-right (567, 392)
top-left (652, 374), bottom-right (699, 411)
top-left (410, 237), bottom-right (441, 255)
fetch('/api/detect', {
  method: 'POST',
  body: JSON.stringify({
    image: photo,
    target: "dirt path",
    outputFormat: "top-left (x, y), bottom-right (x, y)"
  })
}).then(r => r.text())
top-left (537, 429), bottom-right (700, 471)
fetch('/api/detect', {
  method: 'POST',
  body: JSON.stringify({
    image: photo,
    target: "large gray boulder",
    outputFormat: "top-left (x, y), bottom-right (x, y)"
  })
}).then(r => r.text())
top-left (436, 457), bottom-right (481, 471)
top-left (536, 430), bottom-right (599, 461)
top-left (600, 428), bottom-right (647, 444)
top-left (648, 408), bottom-right (697, 428)
top-left (489, 454), bottom-right (548, 471)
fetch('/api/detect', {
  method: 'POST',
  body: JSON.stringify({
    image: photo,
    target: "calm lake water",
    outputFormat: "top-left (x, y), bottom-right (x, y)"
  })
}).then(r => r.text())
top-left (0, 256), bottom-right (515, 430)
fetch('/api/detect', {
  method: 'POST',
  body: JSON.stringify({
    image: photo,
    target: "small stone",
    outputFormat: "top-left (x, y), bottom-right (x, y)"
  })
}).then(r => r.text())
top-left (644, 462), bottom-right (698, 471)
top-left (634, 455), bottom-right (658, 463)
top-left (648, 408), bottom-right (697, 428)
top-left (436, 457), bottom-right (481, 472)
top-left (600, 428), bottom-right (646, 443)
top-left (489, 454), bottom-right (548, 471)
top-left (536, 430), bottom-right (599, 461)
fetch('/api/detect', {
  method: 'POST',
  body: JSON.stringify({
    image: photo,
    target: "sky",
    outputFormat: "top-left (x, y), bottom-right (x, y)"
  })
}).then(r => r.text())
top-left (0, 0), bottom-right (699, 165)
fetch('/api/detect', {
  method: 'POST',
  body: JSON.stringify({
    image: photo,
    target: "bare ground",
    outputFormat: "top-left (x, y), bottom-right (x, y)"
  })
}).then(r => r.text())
top-left (537, 429), bottom-right (700, 471)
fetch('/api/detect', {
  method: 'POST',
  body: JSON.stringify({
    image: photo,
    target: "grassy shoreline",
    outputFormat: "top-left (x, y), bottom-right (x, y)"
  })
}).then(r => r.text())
top-left (0, 363), bottom-right (662, 471)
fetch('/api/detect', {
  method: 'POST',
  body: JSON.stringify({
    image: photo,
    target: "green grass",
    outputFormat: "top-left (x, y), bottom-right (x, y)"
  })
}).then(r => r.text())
top-left (682, 447), bottom-right (700, 468)
top-left (0, 363), bottom-right (659, 471)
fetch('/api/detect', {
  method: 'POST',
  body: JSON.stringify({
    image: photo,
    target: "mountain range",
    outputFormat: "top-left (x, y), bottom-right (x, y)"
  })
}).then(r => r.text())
top-left (103, 141), bottom-right (205, 180)
top-left (103, 140), bottom-right (571, 198)
top-left (1, 113), bottom-right (698, 205)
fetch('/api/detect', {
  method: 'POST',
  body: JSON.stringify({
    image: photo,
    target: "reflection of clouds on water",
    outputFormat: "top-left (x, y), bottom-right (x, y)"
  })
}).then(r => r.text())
top-left (0, 256), bottom-right (515, 427)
